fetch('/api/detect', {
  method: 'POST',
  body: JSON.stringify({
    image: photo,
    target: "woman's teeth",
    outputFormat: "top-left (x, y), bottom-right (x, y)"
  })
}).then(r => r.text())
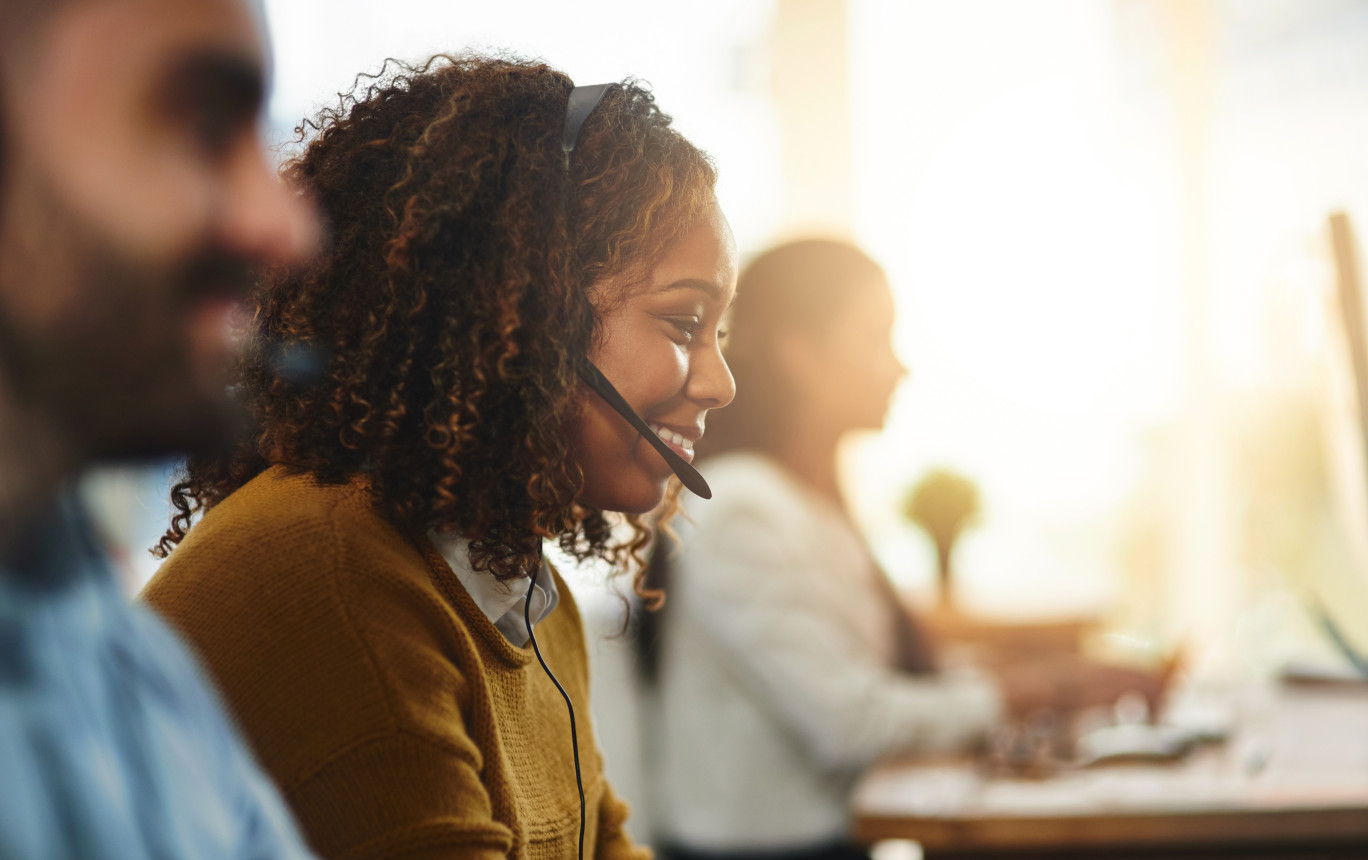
top-left (649, 424), bottom-right (693, 451)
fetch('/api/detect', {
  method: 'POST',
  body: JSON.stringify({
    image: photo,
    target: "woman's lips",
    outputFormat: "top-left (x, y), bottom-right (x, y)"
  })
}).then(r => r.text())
top-left (647, 422), bottom-right (697, 464)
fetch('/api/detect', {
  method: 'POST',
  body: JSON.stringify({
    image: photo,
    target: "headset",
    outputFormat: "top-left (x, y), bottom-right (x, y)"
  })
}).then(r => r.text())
top-left (522, 81), bottom-right (715, 860)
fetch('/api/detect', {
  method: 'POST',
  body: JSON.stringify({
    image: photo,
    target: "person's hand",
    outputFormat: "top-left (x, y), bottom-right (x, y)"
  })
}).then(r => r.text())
top-left (992, 662), bottom-right (1067, 718)
top-left (989, 654), bottom-right (1173, 719)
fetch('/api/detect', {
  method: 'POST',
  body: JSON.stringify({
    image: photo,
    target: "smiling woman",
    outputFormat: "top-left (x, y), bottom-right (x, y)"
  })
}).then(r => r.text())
top-left (140, 54), bottom-right (732, 860)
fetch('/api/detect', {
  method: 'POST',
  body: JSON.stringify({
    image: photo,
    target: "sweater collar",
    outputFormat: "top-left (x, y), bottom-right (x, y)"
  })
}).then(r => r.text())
top-left (426, 530), bottom-right (559, 647)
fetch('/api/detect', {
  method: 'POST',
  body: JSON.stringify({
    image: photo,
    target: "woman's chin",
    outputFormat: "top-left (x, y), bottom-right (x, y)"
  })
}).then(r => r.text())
top-left (578, 478), bottom-right (669, 516)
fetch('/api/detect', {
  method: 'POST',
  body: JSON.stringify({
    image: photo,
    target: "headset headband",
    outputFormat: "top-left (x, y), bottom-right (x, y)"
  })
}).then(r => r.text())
top-left (562, 83), bottom-right (613, 169)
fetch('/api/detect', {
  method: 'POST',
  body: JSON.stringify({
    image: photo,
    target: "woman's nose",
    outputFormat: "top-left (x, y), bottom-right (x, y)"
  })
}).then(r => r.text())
top-left (691, 340), bottom-right (737, 409)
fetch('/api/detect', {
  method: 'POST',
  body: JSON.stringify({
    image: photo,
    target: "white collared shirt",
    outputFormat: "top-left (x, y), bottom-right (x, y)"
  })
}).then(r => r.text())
top-left (428, 531), bottom-right (559, 647)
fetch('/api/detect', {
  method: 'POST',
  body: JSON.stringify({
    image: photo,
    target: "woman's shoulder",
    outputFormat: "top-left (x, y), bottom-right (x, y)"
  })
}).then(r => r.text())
top-left (141, 464), bottom-right (441, 634)
top-left (690, 451), bottom-right (815, 526)
top-left (696, 451), bottom-right (796, 501)
top-left (196, 464), bottom-right (379, 537)
top-left (158, 465), bottom-right (411, 569)
top-left (698, 449), bottom-right (782, 477)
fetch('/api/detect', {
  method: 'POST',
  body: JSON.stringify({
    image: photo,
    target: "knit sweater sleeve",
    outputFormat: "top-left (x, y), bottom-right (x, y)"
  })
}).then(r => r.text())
top-left (285, 731), bottom-right (513, 860)
top-left (141, 477), bottom-right (517, 859)
top-left (594, 780), bottom-right (651, 860)
top-left (308, 538), bottom-right (523, 860)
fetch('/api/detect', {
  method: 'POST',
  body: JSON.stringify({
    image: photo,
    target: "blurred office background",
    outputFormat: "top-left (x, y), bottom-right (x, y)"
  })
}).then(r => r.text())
top-left (85, 0), bottom-right (1368, 836)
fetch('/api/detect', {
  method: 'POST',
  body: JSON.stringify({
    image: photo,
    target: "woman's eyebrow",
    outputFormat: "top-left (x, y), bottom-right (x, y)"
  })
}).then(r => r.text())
top-left (655, 278), bottom-right (726, 303)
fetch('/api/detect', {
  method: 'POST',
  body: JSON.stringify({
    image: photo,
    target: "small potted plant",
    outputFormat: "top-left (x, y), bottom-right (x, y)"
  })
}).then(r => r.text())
top-left (902, 468), bottom-right (981, 611)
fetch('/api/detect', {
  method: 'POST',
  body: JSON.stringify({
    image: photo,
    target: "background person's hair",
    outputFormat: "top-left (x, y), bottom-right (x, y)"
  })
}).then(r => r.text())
top-left (694, 237), bottom-right (888, 460)
top-left (155, 54), bottom-right (717, 582)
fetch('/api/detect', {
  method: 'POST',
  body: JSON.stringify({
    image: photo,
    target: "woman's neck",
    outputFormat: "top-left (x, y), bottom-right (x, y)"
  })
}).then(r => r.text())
top-left (775, 420), bottom-right (845, 509)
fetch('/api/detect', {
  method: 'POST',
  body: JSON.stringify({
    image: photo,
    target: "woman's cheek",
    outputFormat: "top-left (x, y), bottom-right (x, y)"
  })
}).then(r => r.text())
top-left (667, 345), bottom-right (691, 395)
top-left (632, 345), bottom-right (689, 408)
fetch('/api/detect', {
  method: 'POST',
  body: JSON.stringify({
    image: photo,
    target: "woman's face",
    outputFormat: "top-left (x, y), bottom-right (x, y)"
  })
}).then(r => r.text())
top-left (573, 202), bottom-right (738, 513)
top-left (794, 278), bottom-right (906, 433)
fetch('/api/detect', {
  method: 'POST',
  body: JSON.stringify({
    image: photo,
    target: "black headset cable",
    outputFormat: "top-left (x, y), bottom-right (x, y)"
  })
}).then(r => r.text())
top-left (523, 552), bottom-right (586, 860)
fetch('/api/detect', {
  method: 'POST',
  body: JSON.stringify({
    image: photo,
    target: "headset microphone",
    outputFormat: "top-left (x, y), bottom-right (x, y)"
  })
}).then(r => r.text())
top-left (578, 362), bottom-right (713, 499)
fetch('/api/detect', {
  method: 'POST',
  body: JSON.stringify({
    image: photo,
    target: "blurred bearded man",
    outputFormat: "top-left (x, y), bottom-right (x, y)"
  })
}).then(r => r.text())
top-left (0, 0), bottom-right (319, 856)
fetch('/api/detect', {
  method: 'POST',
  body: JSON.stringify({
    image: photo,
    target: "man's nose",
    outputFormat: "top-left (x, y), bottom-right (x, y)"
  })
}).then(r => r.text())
top-left (217, 137), bottom-right (321, 270)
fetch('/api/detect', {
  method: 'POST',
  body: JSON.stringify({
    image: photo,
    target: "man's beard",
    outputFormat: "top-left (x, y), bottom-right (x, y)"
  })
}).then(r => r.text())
top-left (0, 175), bottom-right (253, 465)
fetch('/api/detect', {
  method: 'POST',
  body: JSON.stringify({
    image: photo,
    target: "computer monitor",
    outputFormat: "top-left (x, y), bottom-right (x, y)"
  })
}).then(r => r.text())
top-left (1318, 211), bottom-right (1368, 674)
top-left (1330, 212), bottom-right (1368, 489)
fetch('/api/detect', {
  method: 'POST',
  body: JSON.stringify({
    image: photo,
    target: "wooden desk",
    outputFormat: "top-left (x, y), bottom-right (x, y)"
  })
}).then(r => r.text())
top-left (853, 683), bottom-right (1368, 858)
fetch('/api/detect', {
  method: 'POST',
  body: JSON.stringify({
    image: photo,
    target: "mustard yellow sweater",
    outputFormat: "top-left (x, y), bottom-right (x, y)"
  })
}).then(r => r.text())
top-left (142, 466), bottom-right (647, 860)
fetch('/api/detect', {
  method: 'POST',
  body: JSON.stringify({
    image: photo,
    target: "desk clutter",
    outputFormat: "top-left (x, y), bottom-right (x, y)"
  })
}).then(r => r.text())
top-left (921, 607), bottom-right (1185, 772)
top-left (854, 681), bottom-right (1368, 857)
top-left (979, 674), bottom-right (1225, 776)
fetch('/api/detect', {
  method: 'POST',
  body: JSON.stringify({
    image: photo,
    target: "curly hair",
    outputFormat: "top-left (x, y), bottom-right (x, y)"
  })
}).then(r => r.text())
top-left (155, 54), bottom-right (717, 583)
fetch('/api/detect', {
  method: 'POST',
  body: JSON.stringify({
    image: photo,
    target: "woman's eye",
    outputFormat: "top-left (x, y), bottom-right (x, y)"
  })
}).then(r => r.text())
top-left (666, 316), bottom-right (703, 343)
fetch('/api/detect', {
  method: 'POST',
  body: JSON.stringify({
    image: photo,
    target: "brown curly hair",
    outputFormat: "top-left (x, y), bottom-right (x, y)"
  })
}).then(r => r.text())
top-left (154, 54), bottom-right (717, 583)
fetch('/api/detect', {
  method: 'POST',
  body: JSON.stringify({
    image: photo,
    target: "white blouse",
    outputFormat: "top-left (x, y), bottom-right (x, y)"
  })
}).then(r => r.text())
top-left (648, 451), bottom-right (1000, 851)
top-left (427, 531), bottom-right (559, 647)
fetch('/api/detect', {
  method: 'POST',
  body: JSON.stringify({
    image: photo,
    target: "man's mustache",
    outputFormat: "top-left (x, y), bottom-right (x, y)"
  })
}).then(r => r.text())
top-left (177, 252), bottom-right (256, 304)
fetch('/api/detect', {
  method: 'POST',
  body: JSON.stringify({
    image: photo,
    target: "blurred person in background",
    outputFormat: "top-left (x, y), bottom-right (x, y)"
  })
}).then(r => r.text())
top-left (141, 56), bottom-right (735, 859)
top-left (639, 239), bottom-right (1171, 860)
top-left (637, 239), bottom-right (1002, 860)
top-left (0, 0), bottom-right (319, 856)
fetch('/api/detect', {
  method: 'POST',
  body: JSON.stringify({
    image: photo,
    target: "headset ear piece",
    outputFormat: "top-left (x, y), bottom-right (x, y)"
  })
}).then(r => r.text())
top-left (578, 361), bottom-right (712, 499)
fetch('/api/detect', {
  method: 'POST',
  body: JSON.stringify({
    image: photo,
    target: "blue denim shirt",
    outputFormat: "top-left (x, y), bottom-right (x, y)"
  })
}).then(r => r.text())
top-left (0, 492), bottom-right (314, 859)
